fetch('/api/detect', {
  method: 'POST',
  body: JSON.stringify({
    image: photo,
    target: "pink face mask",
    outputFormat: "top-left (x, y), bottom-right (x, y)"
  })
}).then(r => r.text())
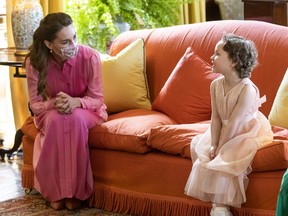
top-left (52, 42), bottom-right (78, 59)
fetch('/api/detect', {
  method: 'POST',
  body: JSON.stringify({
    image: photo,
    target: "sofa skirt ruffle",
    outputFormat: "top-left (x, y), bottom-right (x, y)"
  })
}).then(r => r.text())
top-left (21, 164), bottom-right (34, 189)
top-left (89, 182), bottom-right (275, 216)
top-left (89, 182), bottom-right (211, 216)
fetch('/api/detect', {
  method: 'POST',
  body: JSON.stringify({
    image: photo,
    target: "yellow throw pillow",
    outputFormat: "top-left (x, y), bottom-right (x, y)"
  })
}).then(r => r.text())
top-left (269, 68), bottom-right (288, 129)
top-left (101, 38), bottom-right (151, 113)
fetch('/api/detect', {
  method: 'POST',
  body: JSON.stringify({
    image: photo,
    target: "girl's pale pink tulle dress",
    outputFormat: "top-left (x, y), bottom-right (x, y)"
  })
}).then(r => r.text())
top-left (184, 77), bottom-right (273, 208)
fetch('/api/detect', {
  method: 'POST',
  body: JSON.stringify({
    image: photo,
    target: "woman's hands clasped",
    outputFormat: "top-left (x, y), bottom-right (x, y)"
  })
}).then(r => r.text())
top-left (54, 92), bottom-right (81, 114)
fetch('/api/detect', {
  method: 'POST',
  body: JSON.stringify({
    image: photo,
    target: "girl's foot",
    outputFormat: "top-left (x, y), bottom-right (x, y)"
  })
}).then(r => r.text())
top-left (65, 198), bottom-right (82, 210)
top-left (210, 206), bottom-right (233, 216)
top-left (50, 199), bottom-right (65, 210)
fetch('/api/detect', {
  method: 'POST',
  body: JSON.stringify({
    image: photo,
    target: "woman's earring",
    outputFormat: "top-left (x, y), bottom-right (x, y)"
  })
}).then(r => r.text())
top-left (50, 49), bottom-right (53, 53)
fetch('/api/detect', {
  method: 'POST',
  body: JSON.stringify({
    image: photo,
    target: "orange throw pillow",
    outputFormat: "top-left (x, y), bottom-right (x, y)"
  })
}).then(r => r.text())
top-left (152, 47), bottom-right (220, 124)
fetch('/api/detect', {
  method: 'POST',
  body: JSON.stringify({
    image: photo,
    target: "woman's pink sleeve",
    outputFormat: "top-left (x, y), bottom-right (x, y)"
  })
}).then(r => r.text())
top-left (79, 52), bottom-right (106, 111)
top-left (26, 60), bottom-right (55, 115)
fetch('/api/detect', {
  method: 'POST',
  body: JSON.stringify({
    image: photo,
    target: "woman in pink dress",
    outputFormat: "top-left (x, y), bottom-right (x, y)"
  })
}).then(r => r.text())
top-left (24, 12), bottom-right (107, 210)
top-left (184, 34), bottom-right (273, 216)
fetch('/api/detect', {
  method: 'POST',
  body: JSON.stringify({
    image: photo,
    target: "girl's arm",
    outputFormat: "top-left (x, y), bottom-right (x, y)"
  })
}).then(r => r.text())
top-left (210, 81), bottom-right (222, 159)
top-left (218, 84), bottom-right (256, 146)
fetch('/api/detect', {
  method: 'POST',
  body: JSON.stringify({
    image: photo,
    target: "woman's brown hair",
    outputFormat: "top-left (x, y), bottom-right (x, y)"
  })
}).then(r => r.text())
top-left (24, 12), bottom-right (73, 100)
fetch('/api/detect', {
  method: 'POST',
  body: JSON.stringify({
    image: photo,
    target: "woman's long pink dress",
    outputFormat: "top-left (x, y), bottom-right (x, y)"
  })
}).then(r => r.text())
top-left (26, 45), bottom-right (107, 202)
top-left (184, 77), bottom-right (273, 207)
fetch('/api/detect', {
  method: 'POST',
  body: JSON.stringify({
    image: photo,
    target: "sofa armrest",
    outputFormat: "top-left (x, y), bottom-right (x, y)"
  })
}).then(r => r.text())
top-left (21, 116), bottom-right (38, 141)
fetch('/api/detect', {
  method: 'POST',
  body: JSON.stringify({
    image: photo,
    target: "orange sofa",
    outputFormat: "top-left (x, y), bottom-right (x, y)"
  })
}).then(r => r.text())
top-left (21, 20), bottom-right (288, 216)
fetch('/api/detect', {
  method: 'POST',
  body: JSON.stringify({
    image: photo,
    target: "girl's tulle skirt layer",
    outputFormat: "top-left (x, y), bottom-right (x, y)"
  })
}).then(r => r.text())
top-left (184, 159), bottom-right (249, 208)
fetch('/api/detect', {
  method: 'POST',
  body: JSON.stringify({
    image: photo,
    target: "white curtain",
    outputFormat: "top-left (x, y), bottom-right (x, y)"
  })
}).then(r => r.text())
top-left (0, 66), bottom-right (15, 148)
top-left (0, 1), bottom-right (15, 147)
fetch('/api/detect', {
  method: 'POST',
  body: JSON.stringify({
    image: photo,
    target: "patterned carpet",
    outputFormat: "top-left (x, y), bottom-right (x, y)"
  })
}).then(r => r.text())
top-left (0, 193), bottom-right (131, 216)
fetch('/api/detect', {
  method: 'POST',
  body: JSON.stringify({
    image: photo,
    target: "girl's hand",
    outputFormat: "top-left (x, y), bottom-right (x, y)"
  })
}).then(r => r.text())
top-left (209, 145), bottom-right (217, 160)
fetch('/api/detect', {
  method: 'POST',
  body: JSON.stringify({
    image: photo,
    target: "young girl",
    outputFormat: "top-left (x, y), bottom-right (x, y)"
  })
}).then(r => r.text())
top-left (184, 34), bottom-right (274, 216)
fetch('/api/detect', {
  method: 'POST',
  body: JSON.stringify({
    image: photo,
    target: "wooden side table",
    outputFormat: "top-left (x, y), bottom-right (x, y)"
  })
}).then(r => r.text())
top-left (242, 0), bottom-right (288, 26)
top-left (0, 48), bottom-right (26, 78)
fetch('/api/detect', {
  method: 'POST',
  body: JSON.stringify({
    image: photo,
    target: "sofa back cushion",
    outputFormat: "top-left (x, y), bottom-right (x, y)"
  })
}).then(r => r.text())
top-left (152, 47), bottom-right (220, 123)
top-left (110, 20), bottom-right (288, 117)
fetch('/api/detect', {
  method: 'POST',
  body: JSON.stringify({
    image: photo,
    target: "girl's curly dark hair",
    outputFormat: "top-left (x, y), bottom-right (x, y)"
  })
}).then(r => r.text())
top-left (222, 33), bottom-right (258, 78)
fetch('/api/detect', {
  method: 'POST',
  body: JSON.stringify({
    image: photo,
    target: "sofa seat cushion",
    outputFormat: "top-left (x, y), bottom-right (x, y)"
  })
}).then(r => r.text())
top-left (147, 123), bottom-right (288, 171)
top-left (147, 122), bottom-right (210, 158)
top-left (21, 109), bottom-right (176, 154)
top-left (89, 109), bottom-right (176, 153)
top-left (252, 140), bottom-right (288, 172)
